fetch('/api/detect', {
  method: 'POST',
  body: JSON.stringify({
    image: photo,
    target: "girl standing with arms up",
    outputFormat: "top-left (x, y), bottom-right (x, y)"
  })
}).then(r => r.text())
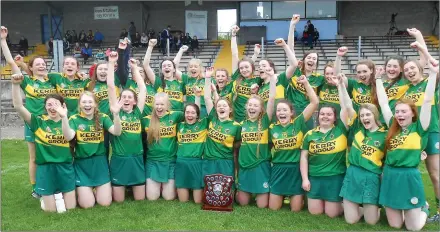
top-left (142, 92), bottom-right (183, 201)
top-left (376, 55), bottom-right (438, 231)
top-left (337, 72), bottom-right (386, 225)
top-left (60, 91), bottom-right (122, 208)
top-left (235, 61), bottom-right (276, 208)
top-left (11, 73), bottom-right (75, 212)
top-left (1, 26), bottom-right (57, 198)
top-left (268, 75), bottom-right (319, 211)
top-left (107, 53), bottom-right (147, 202)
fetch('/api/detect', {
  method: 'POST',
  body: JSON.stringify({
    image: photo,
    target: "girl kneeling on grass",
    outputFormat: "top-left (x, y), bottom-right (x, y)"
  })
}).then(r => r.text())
top-left (268, 75), bottom-right (319, 211)
top-left (60, 91), bottom-right (122, 208)
top-left (107, 53), bottom-right (147, 202)
top-left (142, 93), bottom-right (184, 200)
top-left (11, 74), bottom-right (76, 212)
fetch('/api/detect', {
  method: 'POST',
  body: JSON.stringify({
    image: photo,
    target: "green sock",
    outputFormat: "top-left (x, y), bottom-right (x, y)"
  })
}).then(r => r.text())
top-left (32, 183), bottom-right (36, 191)
top-left (436, 197), bottom-right (439, 210)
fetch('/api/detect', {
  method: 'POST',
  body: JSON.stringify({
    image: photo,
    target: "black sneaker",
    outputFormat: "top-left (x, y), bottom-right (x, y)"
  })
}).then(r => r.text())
top-left (32, 190), bottom-right (41, 199)
top-left (427, 212), bottom-right (440, 223)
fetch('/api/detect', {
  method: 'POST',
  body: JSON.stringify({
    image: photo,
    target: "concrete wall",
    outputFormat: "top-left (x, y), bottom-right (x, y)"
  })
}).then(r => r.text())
top-left (340, 1), bottom-right (438, 36)
top-left (1, 1), bottom-right (238, 45)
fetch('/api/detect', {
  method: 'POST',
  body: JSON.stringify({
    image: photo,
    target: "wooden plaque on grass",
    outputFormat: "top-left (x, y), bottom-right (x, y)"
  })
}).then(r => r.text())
top-left (202, 174), bottom-right (234, 212)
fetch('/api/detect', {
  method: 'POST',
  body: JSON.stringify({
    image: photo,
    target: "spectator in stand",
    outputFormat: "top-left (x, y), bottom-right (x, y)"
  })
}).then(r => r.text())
top-left (86, 30), bottom-right (94, 44)
top-left (160, 25), bottom-right (171, 55)
top-left (65, 30), bottom-right (73, 44)
top-left (63, 37), bottom-right (70, 54)
top-left (120, 28), bottom-right (128, 39)
top-left (71, 30), bottom-right (78, 43)
top-left (313, 27), bottom-right (320, 46)
top-left (183, 32), bottom-right (192, 46)
top-left (129, 22), bottom-right (137, 41)
top-left (95, 48), bottom-right (106, 61)
top-left (132, 32), bottom-right (141, 47)
top-left (301, 25), bottom-right (309, 45)
top-left (147, 28), bottom-right (155, 42)
top-left (81, 42), bottom-right (92, 64)
top-left (306, 20), bottom-right (315, 49)
top-left (294, 28), bottom-right (299, 42)
top-left (176, 33), bottom-right (183, 50)
top-left (94, 29), bottom-right (104, 45)
top-left (140, 32), bottom-right (148, 47)
top-left (190, 35), bottom-right (199, 54)
top-left (79, 30), bottom-right (86, 43)
top-left (73, 42), bottom-right (82, 58)
top-left (18, 35), bottom-right (28, 56)
top-left (105, 47), bottom-right (112, 57)
top-left (48, 37), bottom-right (54, 55)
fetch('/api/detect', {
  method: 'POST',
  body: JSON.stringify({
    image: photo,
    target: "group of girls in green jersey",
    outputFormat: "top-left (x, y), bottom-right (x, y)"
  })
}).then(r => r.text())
top-left (2, 14), bottom-right (439, 229)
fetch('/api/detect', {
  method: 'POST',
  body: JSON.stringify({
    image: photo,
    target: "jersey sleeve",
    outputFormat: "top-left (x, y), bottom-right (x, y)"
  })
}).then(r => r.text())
top-left (294, 113), bottom-right (307, 133)
top-left (181, 73), bottom-right (189, 85)
top-left (20, 75), bottom-right (30, 90)
top-left (47, 72), bottom-right (62, 86)
top-left (277, 72), bottom-right (289, 88)
top-left (101, 113), bottom-right (114, 130)
top-left (68, 116), bottom-right (77, 131)
top-left (301, 130), bottom-right (312, 150)
top-left (29, 114), bottom-right (40, 132)
top-left (153, 74), bottom-right (163, 91)
top-left (208, 107), bottom-right (217, 122)
top-left (347, 78), bottom-right (357, 97)
top-left (230, 69), bottom-right (241, 82)
top-left (234, 122), bottom-right (242, 141)
top-left (141, 116), bottom-right (150, 133)
top-left (172, 111), bottom-right (185, 123)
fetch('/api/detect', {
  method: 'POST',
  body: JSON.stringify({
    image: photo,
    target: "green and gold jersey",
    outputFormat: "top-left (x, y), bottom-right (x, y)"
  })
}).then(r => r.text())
top-left (217, 81), bottom-right (234, 102)
top-left (20, 75), bottom-right (57, 115)
top-left (238, 114), bottom-right (271, 169)
top-left (91, 79), bottom-right (121, 116)
top-left (69, 113), bottom-right (114, 158)
top-left (48, 73), bottom-right (90, 116)
top-left (182, 74), bottom-right (206, 106)
top-left (154, 75), bottom-right (185, 111)
top-left (258, 73), bottom-right (285, 108)
top-left (230, 70), bottom-right (262, 122)
top-left (385, 118), bottom-right (428, 167)
top-left (204, 108), bottom-right (242, 160)
top-left (349, 118), bottom-right (387, 174)
top-left (29, 114), bottom-right (71, 164)
top-left (126, 78), bottom-right (156, 116)
top-left (301, 120), bottom-right (348, 176)
top-left (319, 83), bottom-right (341, 113)
top-left (348, 79), bottom-right (372, 113)
top-left (110, 107), bottom-right (143, 156)
top-left (280, 67), bottom-right (325, 111)
top-left (177, 117), bottom-right (209, 158)
top-left (402, 78), bottom-right (439, 132)
top-left (383, 77), bottom-right (410, 112)
top-left (270, 113), bottom-right (307, 164)
top-left (142, 111), bottom-right (184, 161)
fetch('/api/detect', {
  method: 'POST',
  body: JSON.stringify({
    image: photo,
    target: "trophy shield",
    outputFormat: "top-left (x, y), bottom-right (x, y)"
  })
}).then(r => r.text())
top-left (202, 174), bottom-right (234, 212)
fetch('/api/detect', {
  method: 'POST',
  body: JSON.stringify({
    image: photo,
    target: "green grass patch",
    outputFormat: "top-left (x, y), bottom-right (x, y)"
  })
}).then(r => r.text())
top-left (1, 140), bottom-right (439, 231)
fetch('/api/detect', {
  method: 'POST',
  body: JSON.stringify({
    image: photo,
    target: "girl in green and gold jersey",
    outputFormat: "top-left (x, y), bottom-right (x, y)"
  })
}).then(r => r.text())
top-left (268, 75), bottom-right (319, 211)
top-left (300, 101), bottom-right (349, 217)
top-left (1, 26), bottom-right (57, 199)
top-left (107, 53), bottom-right (147, 202)
top-left (142, 93), bottom-right (184, 201)
top-left (376, 57), bottom-right (438, 230)
top-left (11, 72), bottom-right (75, 212)
top-left (235, 64), bottom-right (276, 208)
top-left (203, 68), bottom-right (242, 179)
top-left (402, 42), bottom-right (440, 222)
top-left (59, 91), bottom-right (122, 208)
top-left (336, 73), bottom-right (386, 225)
top-left (143, 40), bottom-right (185, 112)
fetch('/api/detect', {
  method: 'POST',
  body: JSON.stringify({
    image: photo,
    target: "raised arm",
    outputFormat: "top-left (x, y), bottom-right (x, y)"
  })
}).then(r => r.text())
top-left (14, 55), bottom-right (32, 76)
top-left (194, 86), bottom-right (202, 110)
top-left (375, 69), bottom-right (393, 127)
top-left (142, 39), bottom-right (157, 84)
top-left (336, 74), bottom-right (355, 129)
top-left (107, 52), bottom-right (119, 108)
top-left (231, 25), bottom-right (240, 73)
top-left (297, 75), bottom-right (319, 121)
top-left (55, 103), bottom-right (75, 141)
top-left (420, 60), bottom-right (439, 130)
top-left (129, 58), bottom-right (146, 112)
top-left (204, 67), bottom-right (215, 114)
top-left (287, 14), bottom-right (300, 52)
top-left (286, 15), bottom-right (300, 78)
top-left (10, 74), bottom-right (31, 124)
top-left (251, 44), bottom-right (261, 62)
top-left (1, 27), bottom-right (21, 74)
top-left (407, 28), bottom-right (428, 67)
top-left (108, 101), bottom-right (122, 136)
top-left (265, 68), bottom-right (277, 121)
top-left (335, 47), bottom-right (348, 75)
top-left (116, 39), bottom-right (129, 87)
top-left (174, 45), bottom-right (189, 80)
top-left (275, 38), bottom-right (298, 78)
